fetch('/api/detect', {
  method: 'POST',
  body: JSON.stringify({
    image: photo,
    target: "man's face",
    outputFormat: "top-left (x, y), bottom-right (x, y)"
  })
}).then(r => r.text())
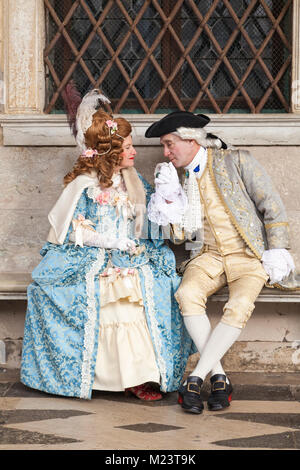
top-left (160, 133), bottom-right (199, 168)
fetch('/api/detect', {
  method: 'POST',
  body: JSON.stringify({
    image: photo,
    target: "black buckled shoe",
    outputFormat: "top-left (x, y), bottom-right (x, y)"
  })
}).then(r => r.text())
top-left (207, 374), bottom-right (233, 411)
top-left (178, 376), bottom-right (204, 414)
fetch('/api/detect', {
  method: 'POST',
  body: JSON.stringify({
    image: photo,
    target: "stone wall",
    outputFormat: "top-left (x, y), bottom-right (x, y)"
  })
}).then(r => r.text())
top-left (0, 0), bottom-right (300, 374)
top-left (1, 144), bottom-right (299, 273)
top-left (0, 143), bottom-right (300, 371)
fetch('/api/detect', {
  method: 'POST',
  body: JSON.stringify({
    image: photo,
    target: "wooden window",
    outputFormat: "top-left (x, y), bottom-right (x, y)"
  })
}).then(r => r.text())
top-left (44, 0), bottom-right (293, 114)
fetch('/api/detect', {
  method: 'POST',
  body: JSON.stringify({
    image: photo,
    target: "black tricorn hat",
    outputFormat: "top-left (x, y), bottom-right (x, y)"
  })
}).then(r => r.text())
top-left (145, 111), bottom-right (210, 138)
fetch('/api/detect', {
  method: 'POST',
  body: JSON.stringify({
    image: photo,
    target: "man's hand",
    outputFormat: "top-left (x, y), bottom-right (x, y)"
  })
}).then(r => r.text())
top-left (262, 248), bottom-right (295, 284)
top-left (154, 162), bottom-right (182, 201)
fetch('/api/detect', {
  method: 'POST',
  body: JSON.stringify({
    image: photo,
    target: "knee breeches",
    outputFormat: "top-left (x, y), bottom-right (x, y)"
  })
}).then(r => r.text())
top-left (175, 251), bottom-right (268, 329)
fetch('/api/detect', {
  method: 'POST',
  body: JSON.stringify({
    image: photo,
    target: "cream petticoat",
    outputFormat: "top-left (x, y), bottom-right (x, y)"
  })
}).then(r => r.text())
top-left (92, 268), bottom-right (161, 391)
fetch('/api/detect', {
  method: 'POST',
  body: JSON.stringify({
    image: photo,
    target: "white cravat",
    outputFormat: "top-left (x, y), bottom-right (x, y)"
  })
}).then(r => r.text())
top-left (184, 146), bottom-right (207, 179)
top-left (180, 147), bottom-right (207, 237)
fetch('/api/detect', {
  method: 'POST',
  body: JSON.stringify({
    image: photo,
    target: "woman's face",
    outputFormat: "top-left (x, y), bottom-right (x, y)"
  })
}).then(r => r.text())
top-left (118, 135), bottom-right (137, 169)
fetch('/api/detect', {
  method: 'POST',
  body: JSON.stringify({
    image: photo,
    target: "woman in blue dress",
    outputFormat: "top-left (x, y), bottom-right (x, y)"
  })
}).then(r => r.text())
top-left (20, 90), bottom-right (193, 400)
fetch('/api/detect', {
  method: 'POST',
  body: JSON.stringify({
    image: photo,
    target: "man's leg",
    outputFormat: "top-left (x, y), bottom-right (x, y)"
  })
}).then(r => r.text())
top-left (175, 256), bottom-right (227, 377)
top-left (183, 315), bottom-right (227, 377)
top-left (175, 257), bottom-right (227, 413)
top-left (190, 274), bottom-right (266, 410)
top-left (191, 274), bottom-right (266, 380)
top-left (191, 322), bottom-right (241, 381)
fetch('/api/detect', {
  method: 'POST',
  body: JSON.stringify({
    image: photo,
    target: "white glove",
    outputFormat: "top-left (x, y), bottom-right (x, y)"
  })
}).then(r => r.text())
top-left (154, 162), bottom-right (183, 201)
top-left (147, 162), bottom-right (188, 225)
top-left (70, 228), bottom-right (136, 253)
top-left (109, 237), bottom-right (136, 253)
top-left (262, 248), bottom-right (295, 284)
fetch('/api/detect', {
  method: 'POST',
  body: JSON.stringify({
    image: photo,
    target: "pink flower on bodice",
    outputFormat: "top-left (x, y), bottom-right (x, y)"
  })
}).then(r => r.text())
top-left (96, 191), bottom-right (110, 205)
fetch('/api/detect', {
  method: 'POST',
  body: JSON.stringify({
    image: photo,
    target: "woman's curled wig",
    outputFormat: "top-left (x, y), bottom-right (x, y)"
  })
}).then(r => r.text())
top-left (64, 110), bottom-right (132, 188)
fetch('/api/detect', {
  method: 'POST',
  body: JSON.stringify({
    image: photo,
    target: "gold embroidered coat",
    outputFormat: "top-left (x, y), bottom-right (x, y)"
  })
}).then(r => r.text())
top-left (175, 147), bottom-right (300, 291)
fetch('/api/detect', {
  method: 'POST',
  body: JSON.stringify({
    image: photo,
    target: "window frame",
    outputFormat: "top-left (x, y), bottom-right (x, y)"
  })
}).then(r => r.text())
top-left (44, 0), bottom-right (293, 115)
top-left (1, 0), bottom-right (300, 146)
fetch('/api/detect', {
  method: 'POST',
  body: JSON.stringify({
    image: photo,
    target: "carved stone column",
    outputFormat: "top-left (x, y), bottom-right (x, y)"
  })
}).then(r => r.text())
top-left (0, 1), bottom-right (4, 112)
top-left (292, 0), bottom-right (300, 113)
top-left (3, 0), bottom-right (45, 114)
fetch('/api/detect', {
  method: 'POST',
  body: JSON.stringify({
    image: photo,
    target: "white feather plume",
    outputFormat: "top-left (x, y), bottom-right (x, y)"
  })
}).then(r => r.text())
top-left (76, 89), bottom-right (111, 152)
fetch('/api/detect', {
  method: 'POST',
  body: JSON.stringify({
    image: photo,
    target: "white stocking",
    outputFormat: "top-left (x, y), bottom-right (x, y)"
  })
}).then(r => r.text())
top-left (191, 321), bottom-right (241, 381)
top-left (184, 315), bottom-right (226, 378)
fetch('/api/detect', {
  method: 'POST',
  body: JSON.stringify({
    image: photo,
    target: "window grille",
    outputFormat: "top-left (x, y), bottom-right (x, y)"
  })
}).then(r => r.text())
top-left (44, 0), bottom-right (293, 114)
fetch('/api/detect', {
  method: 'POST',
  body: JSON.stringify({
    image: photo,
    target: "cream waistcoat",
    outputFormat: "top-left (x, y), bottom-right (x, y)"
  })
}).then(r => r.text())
top-left (198, 166), bottom-right (247, 255)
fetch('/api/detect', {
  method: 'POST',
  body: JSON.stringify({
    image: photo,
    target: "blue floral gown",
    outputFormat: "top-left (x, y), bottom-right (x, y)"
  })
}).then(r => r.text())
top-left (20, 172), bottom-right (194, 399)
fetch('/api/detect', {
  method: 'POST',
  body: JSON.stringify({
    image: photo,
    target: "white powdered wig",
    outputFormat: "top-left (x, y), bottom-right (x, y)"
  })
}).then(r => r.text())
top-left (173, 126), bottom-right (223, 149)
top-left (76, 90), bottom-right (111, 152)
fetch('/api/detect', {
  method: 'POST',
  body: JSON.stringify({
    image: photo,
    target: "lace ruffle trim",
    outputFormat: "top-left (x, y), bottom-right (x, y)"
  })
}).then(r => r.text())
top-left (80, 248), bottom-right (106, 399)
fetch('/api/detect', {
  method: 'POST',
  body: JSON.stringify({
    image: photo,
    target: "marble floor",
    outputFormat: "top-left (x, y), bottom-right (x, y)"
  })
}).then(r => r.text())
top-left (1, 369), bottom-right (300, 452)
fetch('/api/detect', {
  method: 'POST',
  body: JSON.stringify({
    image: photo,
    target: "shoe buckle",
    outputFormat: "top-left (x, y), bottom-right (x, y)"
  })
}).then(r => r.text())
top-left (187, 382), bottom-right (201, 394)
top-left (213, 380), bottom-right (226, 391)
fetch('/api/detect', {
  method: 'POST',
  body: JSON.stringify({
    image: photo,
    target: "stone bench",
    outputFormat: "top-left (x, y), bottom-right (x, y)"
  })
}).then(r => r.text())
top-left (1, 272), bottom-right (300, 302)
top-left (0, 273), bottom-right (32, 300)
top-left (0, 271), bottom-right (299, 369)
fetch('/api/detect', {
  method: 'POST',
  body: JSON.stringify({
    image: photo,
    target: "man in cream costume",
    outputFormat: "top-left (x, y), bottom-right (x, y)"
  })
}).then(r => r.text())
top-left (145, 111), bottom-right (300, 414)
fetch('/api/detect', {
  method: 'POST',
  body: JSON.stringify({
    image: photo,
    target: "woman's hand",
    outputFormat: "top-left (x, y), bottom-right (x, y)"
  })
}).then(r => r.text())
top-left (110, 238), bottom-right (136, 253)
top-left (70, 228), bottom-right (136, 253)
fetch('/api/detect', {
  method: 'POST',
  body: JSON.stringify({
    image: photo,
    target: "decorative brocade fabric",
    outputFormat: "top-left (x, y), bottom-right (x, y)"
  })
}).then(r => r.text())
top-left (176, 148), bottom-right (300, 291)
top-left (20, 173), bottom-right (194, 399)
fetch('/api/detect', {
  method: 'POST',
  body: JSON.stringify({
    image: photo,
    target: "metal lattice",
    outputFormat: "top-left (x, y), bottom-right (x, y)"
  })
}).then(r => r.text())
top-left (44, 0), bottom-right (293, 114)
